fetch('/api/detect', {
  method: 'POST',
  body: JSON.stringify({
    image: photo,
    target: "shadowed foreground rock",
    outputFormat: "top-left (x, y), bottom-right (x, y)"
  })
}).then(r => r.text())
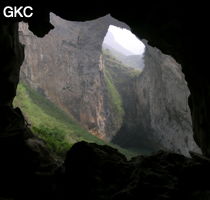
top-left (1, 110), bottom-right (210, 200)
top-left (0, 106), bottom-right (59, 200)
top-left (64, 142), bottom-right (210, 200)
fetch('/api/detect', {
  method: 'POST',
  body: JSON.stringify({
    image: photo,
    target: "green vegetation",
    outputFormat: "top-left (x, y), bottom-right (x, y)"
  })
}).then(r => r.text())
top-left (104, 69), bottom-right (124, 120)
top-left (32, 126), bottom-right (71, 156)
top-left (102, 48), bottom-right (138, 121)
top-left (102, 48), bottom-right (124, 66)
top-left (14, 82), bottom-right (137, 159)
top-left (103, 48), bottom-right (142, 78)
top-left (14, 82), bottom-right (105, 156)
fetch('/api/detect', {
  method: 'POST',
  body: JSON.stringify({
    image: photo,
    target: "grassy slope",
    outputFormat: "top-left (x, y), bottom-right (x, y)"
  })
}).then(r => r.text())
top-left (14, 82), bottom-right (105, 156)
top-left (14, 82), bottom-right (136, 158)
top-left (103, 48), bottom-right (142, 78)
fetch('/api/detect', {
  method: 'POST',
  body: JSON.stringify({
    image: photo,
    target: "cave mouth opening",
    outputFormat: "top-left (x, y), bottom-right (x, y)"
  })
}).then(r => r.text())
top-left (14, 13), bottom-right (199, 159)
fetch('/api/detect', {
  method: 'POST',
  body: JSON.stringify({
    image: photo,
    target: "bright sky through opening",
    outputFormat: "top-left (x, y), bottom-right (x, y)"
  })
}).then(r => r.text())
top-left (108, 25), bottom-right (145, 55)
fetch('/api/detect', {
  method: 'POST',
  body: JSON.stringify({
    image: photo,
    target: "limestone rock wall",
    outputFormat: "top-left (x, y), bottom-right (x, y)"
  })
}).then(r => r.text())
top-left (112, 41), bottom-right (199, 155)
top-left (19, 13), bottom-right (129, 141)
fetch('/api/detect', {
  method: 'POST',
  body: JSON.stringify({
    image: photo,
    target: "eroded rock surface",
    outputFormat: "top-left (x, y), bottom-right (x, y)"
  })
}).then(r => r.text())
top-left (110, 41), bottom-right (199, 155)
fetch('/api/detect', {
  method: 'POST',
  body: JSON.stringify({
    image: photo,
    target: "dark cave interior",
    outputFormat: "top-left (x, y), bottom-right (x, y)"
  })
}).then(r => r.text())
top-left (1, 1), bottom-right (210, 199)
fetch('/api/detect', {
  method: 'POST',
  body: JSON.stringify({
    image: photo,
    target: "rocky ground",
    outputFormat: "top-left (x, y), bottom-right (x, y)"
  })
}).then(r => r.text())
top-left (0, 106), bottom-right (209, 200)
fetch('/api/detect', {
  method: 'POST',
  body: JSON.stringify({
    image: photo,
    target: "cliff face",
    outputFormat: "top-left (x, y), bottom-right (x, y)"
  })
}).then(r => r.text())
top-left (19, 13), bottom-right (129, 141)
top-left (112, 41), bottom-right (199, 155)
